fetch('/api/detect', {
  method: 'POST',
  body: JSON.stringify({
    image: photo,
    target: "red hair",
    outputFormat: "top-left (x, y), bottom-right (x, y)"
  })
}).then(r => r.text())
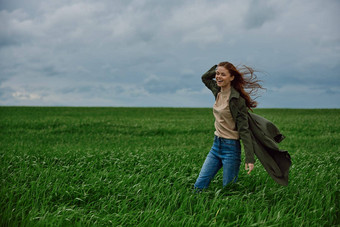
top-left (218, 61), bottom-right (264, 109)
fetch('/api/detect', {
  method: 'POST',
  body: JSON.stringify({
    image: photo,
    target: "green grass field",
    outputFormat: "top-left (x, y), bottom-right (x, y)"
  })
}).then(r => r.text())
top-left (0, 107), bottom-right (339, 226)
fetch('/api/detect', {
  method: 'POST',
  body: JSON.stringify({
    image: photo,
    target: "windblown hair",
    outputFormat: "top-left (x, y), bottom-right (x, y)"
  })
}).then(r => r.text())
top-left (218, 61), bottom-right (264, 110)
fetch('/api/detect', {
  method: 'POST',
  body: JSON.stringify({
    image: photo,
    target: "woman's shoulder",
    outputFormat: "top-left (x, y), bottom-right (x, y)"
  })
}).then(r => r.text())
top-left (230, 89), bottom-right (247, 109)
top-left (230, 87), bottom-right (243, 102)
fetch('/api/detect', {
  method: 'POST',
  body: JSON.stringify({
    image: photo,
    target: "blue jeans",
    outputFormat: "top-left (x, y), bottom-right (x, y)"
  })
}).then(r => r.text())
top-left (194, 136), bottom-right (241, 190)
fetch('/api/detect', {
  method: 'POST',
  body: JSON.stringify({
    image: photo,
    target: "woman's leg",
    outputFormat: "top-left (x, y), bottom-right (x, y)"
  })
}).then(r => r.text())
top-left (194, 151), bottom-right (222, 190)
top-left (220, 139), bottom-right (241, 187)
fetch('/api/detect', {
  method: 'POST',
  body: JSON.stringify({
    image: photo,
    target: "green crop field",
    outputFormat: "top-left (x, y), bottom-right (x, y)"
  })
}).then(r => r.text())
top-left (0, 107), bottom-right (339, 226)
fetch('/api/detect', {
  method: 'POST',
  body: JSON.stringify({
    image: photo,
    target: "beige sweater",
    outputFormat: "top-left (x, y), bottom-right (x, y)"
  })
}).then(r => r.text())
top-left (213, 87), bottom-right (239, 140)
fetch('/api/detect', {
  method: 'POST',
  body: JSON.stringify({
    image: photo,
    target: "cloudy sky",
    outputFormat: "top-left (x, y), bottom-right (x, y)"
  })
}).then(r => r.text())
top-left (1, 0), bottom-right (339, 108)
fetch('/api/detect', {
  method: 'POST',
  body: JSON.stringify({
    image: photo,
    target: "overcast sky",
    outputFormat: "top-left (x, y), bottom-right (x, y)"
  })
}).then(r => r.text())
top-left (1, 0), bottom-right (339, 108)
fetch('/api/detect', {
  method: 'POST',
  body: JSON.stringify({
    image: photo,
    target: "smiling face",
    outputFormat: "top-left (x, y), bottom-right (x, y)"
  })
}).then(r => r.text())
top-left (215, 66), bottom-right (234, 89)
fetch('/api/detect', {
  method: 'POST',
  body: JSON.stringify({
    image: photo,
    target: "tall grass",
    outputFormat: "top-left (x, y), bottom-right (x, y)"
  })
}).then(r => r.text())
top-left (0, 107), bottom-right (339, 226)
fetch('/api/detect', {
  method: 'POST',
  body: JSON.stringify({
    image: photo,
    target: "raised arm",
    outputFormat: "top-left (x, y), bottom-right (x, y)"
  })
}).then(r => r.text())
top-left (201, 65), bottom-right (220, 98)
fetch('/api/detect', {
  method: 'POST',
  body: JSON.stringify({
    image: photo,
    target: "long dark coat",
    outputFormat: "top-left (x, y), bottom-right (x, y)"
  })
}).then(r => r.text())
top-left (247, 112), bottom-right (291, 186)
top-left (201, 65), bottom-right (291, 186)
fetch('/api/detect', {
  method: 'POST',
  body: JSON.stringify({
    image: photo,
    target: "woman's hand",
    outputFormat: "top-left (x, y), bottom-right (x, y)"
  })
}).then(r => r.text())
top-left (245, 163), bottom-right (254, 175)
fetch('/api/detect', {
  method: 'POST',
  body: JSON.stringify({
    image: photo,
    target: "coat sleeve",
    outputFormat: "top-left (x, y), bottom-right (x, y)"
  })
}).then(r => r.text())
top-left (236, 98), bottom-right (255, 164)
top-left (201, 65), bottom-right (219, 98)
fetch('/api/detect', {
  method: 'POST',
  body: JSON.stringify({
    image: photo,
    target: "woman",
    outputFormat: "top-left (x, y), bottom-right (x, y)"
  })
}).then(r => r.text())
top-left (194, 61), bottom-right (263, 190)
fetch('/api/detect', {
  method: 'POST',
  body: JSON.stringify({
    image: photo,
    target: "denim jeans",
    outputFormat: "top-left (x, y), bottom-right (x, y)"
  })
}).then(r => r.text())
top-left (194, 135), bottom-right (241, 190)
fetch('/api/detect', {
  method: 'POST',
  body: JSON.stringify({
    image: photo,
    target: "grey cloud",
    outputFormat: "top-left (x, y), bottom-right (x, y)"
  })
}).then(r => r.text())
top-left (0, 0), bottom-right (339, 107)
top-left (264, 63), bottom-right (340, 88)
top-left (143, 77), bottom-right (180, 94)
top-left (60, 85), bottom-right (103, 95)
top-left (0, 86), bottom-right (14, 99)
top-left (0, 10), bottom-right (27, 47)
top-left (0, 0), bottom-right (42, 15)
top-left (143, 79), bottom-right (202, 95)
top-left (244, 0), bottom-right (278, 29)
top-left (58, 84), bottom-right (127, 99)
top-left (0, 37), bottom-right (18, 48)
top-left (324, 87), bottom-right (340, 95)
top-left (41, 65), bottom-right (65, 77)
